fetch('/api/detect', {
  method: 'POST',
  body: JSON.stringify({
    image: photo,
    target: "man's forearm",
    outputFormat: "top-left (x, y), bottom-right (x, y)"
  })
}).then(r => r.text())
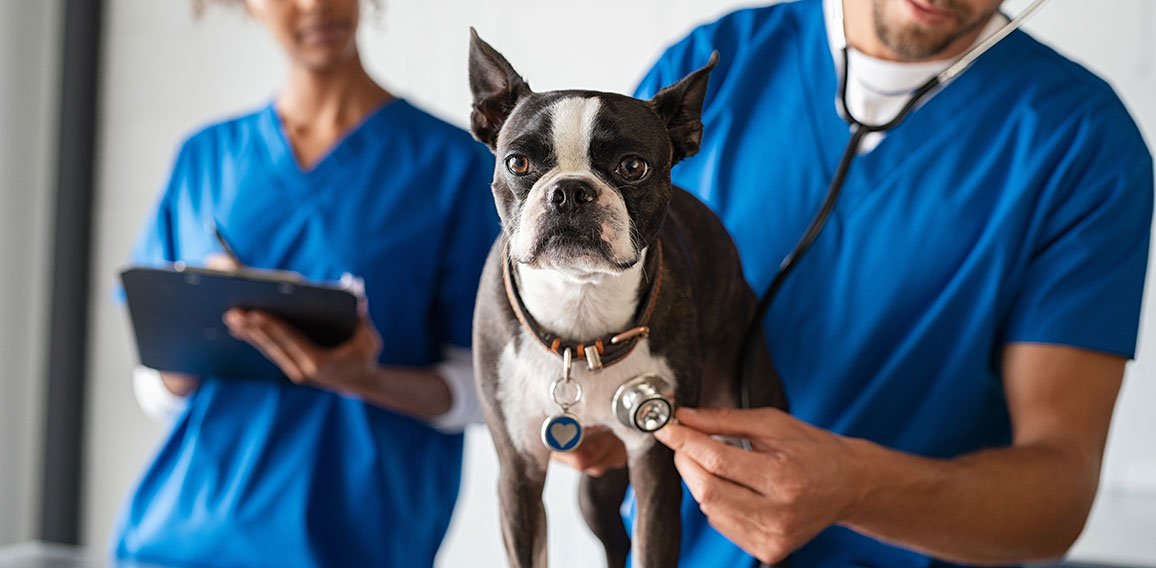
top-left (841, 437), bottom-right (1099, 564)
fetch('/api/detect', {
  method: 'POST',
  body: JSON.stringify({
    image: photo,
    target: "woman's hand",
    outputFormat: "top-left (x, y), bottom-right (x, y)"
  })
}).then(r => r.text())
top-left (652, 407), bottom-right (867, 564)
top-left (223, 306), bottom-right (383, 395)
top-left (204, 253), bottom-right (240, 271)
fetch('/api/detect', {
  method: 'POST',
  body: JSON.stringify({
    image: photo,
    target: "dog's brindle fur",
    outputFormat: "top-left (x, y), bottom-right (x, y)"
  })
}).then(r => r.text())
top-left (468, 30), bottom-right (787, 567)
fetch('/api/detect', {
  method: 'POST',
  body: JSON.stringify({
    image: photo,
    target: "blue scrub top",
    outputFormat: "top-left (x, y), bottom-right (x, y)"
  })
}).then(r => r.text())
top-left (113, 99), bottom-right (499, 567)
top-left (632, 1), bottom-right (1153, 566)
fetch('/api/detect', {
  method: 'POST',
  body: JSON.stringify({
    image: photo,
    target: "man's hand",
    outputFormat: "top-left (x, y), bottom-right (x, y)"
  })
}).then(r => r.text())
top-left (652, 407), bottom-right (865, 564)
top-left (223, 306), bottom-right (382, 394)
top-left (652, 345), bottom-right (1124, 565)
top-left (551, 426), bottom-right (629, 476)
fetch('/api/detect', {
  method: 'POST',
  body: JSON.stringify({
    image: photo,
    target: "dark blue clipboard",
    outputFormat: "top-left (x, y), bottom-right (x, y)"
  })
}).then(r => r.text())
top-left (120, 265), bottom-right (359, 381)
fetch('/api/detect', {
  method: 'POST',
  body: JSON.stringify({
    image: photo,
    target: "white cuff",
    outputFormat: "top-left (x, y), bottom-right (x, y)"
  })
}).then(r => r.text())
top-left (132, 366), bottom-right (191, 424)
top-left (426, 346), bottom-right (485, 433)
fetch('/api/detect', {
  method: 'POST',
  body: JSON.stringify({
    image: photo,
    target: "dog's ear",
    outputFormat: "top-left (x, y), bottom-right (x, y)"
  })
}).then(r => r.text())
top-left (469, 28), bottom-right (532, 150)
top-left (647, 51), bottom-right (719, 165)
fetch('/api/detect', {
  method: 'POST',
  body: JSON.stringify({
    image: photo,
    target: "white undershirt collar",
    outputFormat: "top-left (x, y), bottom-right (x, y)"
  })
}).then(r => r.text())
top-left (823, 0), bottom-right (1007, 152)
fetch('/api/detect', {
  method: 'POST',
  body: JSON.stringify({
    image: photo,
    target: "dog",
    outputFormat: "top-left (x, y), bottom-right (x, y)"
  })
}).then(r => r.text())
top-left (467, 30), bottom-right (787, 567)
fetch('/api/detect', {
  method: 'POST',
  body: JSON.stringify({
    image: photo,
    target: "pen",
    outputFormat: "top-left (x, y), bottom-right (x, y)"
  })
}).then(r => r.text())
top-left (208, 222), bottom-right (303, 282)
top-left (211, 223), bottom-right (245, 269)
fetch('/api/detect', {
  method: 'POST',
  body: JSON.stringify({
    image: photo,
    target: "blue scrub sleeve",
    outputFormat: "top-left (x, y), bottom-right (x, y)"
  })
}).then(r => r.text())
top-left (129, 194), bottom-right (176, 268)
top-left (633, 10), bottom-right (749, 103)
top-left (634, 28), bottom-right (717, 101)
top-left (435, 145), bottom-right (500, 348)
top-left (130, 141), bottom-right (193, 267)
top-left (115, 140), bottom-right (190, 304)
top-left (634, 44), bottom-right (684, 100)
top-left (1003, 106), bottom-right (1154, 358)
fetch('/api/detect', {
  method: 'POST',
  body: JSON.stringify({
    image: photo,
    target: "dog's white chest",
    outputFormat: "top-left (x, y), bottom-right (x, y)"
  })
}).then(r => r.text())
top-left (497, 333), bottom-right (676, 456)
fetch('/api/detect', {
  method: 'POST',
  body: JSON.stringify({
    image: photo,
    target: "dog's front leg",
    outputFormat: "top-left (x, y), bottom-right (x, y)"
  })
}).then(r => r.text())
top-left (579, 468), bottom-right (630, 568)
top-left (497, 448), bottom-right (550, 568)
top-left (627, 442), bottom-right (681, 568)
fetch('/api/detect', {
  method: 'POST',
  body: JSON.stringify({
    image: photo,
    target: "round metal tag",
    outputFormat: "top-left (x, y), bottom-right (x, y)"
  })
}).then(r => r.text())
top-left (540, 412), bottom-right (583, 452)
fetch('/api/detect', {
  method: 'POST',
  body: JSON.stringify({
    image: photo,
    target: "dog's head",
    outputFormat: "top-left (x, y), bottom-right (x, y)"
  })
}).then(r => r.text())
top-left (469, 30), bottom-right (717, 277)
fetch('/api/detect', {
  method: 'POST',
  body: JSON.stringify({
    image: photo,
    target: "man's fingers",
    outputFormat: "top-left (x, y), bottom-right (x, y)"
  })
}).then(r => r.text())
top-left (673, 449), bottom-right (764, 515)
top-left (552, 448), bottom-right (615, 477)
top-left (674, 406), bottom-right (789, 440)
top-left (700, 504), bottom-right (790, 565)
top-left (672, 444), bottom-right (792, 565)
top-left (550, 427), bottom-right (627, 476)
top-left (655, 422), bottom-right (768, 491)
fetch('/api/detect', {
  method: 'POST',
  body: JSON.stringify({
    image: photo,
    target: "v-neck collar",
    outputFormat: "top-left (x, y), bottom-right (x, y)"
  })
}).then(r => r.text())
top-left (798, 1), bottom-right (1022, 196)
top-left (257, 97), bottom-right (404, 183)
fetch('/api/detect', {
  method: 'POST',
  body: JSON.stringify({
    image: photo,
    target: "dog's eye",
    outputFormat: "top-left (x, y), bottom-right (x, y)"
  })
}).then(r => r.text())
top-left (616, 156), bottom-right (650, 181)
top-left (505, 154), bottom-right (533, 176)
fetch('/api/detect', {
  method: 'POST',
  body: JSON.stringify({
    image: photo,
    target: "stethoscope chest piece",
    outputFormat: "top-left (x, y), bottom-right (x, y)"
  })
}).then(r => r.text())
top-left (613, 374), bottom-right (676, 433)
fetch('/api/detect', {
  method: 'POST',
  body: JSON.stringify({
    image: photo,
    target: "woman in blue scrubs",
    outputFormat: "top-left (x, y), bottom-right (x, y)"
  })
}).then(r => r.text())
top-left (113, 1), bottom-right (497, 566)
top-left (561, 0), bottom-right (1151, 566)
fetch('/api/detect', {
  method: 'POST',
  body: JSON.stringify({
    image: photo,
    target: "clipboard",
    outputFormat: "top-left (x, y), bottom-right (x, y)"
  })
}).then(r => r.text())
top-left (120, 265), bottom-right (360, 381)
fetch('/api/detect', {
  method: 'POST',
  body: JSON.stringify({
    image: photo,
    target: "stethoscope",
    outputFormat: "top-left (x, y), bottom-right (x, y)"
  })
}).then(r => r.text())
top-left (566, 1), bottom-right (1053, 442)
top-left (738, 0), bottom-right (1052, 416)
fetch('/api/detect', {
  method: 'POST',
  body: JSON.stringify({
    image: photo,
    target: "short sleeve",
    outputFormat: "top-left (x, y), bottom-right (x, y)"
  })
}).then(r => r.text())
top-left (633, 6), bottom-right (760, 105)
top-left (633, 23), bottom-right (716, 100)
top-left (434, 142), bottom-right (501, 348)
top-left (633, 45), bottom-right (680, 101)
top-left (1003, 105), bottom-right (1154, 358)
top-left (129, 141), bottom-right (194, 267)
top-left (114, 140), bottom-right (193, 305)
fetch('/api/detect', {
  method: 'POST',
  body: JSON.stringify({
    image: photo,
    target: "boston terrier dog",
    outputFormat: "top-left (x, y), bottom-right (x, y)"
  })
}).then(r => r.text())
top-left (468, 30), bottom-right (787, 568)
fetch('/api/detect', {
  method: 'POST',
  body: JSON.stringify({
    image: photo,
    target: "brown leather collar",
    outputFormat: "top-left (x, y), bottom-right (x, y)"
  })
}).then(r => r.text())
top-left (503, 241), bottom-right (664, 371)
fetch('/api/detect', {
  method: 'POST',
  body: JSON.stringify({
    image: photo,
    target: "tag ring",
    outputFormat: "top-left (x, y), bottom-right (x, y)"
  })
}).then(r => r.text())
top-left (550, 377), bottom-right (583, 408)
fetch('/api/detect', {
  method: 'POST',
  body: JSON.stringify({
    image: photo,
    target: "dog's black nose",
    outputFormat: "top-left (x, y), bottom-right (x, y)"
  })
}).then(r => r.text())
top-left (547, 179), bottom-right (597, 212)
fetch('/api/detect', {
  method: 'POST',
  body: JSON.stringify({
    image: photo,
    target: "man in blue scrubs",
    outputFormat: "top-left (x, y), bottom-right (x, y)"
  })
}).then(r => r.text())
top-left (625, 0), bottom-right (1151, 565)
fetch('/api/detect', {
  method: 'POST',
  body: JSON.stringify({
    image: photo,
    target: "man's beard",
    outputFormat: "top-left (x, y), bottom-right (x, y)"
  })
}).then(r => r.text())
top-left (872, 0), bottom-right (998, 60)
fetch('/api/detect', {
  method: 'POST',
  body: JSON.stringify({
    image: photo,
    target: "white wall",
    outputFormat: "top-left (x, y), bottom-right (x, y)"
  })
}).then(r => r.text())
top-left (83, 0), bottom-right (1156, 566)
top-left (0, 0), bottom-right (61, 549)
